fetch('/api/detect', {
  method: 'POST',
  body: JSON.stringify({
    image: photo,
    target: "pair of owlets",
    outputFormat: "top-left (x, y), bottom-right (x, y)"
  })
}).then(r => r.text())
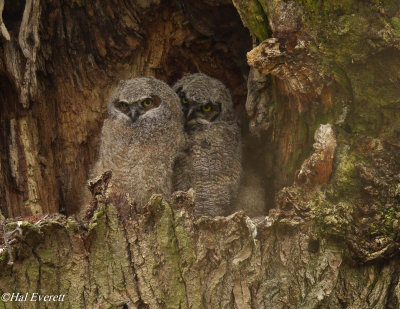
top-left (89, 73), bottom-right (241, 217)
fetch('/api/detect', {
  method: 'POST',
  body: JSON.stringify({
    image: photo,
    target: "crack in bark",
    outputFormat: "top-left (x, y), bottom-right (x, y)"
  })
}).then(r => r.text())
top-left (17, 0), bottom-right (41, 107)
top-left (31, 247), bottom-right (42, 308)
top-left (121, 218), bottom-right (146, 307)
top-left (169, 208), bottom-right (191, 309)
top-left (385, 268), bottom-right (399, 308)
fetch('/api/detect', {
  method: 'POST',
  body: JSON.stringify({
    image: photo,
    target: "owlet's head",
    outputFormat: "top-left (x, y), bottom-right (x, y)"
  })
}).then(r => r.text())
top-left (172, 73), bottom-right (235, 128)
top-left (108, 77), bottom-right (182, 124)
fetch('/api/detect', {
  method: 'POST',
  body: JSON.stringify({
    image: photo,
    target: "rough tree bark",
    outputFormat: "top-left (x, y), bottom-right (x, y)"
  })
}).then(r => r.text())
top-left (0, 0), bottom-right (250, 217)
top-left (1, 0), bottom-right (400, 308)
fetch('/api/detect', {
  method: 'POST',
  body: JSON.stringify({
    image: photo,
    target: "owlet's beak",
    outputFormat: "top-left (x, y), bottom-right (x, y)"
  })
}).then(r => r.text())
top-left (186, 107), bottom-right (196, 121)
top-left (129, 106), bottom-right (139, 123)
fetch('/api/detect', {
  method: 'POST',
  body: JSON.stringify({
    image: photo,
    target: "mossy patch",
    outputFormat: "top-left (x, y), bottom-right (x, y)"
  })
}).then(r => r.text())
top-left (88, 203), bottom-right (106, 231)
top-left (232, 0), bottom-right (270, 41)
top-left (345, 49), bottom-right (400, 138)
top-left (173, 211), bottom-right (195, 269)
top-left (66, 217), bottom-right (80, 231)
top-left (310, 146), bottom-right (360, 236)
top-left (392, 17), bottom-right (400, 35)
top-left (0, 250), bottom-right (7, 266)
top-left (154, 200), bottom-right (187, 308)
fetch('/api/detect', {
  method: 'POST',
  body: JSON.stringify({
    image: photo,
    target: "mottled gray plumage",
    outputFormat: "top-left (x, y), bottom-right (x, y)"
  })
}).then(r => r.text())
top-left (88, 77), bottom-right (185, 210)
top-left (173, 73), bottom-right (241, 217)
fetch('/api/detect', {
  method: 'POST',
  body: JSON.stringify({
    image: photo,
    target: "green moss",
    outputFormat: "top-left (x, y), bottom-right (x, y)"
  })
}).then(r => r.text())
top-left (66, 217), bottom-right (79, 231)
top-left (298, 0), bottom-right (354, 11)
top-left (383, 206), bottom-right (397, 234)
top-left (5, 222), bottom-right (19, 231)
top-left (173, 213), bottom-right (195, 268)
top-left (85, 201), bottom-right (134, 305)
top-left (88, 203), bottom-right (106, 231)
top-left (312, 197), bottom-right (351, 236)
top-left (392, 17), bottom-right (400, 35)
top-left (296, 0), bottom-right (357, 25)
top-left (0, 250), bottom-right (7, 265)
top-left (20, 222), bottom-right (41, 234)
top-left (154, 200), bottom-right (187, 308)
top-left (5, 221), bottom-right (41, 235)
top-left (232, 0), bottom-right (270, 40)
top-left (295, 0), bottom-right (399, 69)
top-left (309, 145), bottom-right (361, 237)
top-left (332, 148), bottom-right (360, 199)
top-left (345, 49), bottom-right (400, 138)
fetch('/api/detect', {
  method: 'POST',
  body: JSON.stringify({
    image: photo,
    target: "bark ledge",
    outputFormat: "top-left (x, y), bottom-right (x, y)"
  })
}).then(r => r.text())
top-left (1, 176), bottom-right (399, 308)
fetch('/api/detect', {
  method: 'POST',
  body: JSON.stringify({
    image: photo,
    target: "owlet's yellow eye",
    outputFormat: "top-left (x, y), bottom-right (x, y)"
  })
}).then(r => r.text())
top-left (181, 97), bottom-right (188, 104)
top-left (142, 98), bottom-right (153, 107)
top-left (202, 104), bottom-right (212, 112)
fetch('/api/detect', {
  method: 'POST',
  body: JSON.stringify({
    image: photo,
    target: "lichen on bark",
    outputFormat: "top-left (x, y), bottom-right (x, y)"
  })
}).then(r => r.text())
top-left (234, 0), bottom-right (400, 264)
top-left (1, 176), bottom-right (400, 308)
top-left (1, 0), bottom-right (400, 308)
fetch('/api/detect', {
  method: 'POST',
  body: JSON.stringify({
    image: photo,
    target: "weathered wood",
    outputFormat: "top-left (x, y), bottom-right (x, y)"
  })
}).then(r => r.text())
top-left (0, 180), bottom-right (399, 308)
top-left (1, 0), bottom-right (400, 308)
top-left (0, 0), bottom-right (250, 217)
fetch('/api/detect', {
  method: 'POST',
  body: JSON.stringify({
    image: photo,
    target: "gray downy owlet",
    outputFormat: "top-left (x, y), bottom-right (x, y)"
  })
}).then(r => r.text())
top-left (86, 77), bottom-right (186, 211)
top-left (173, 73), bottom-right (242, 217)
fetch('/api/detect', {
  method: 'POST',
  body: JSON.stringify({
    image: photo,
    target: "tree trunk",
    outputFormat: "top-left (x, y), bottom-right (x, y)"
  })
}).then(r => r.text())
top-left (1, 0), bottom-right (400, 308)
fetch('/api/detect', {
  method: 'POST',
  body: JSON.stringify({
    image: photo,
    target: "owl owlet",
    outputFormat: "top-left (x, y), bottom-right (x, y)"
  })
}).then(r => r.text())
top-left (173, 73), bottom-right (242, 217)
top-left (87, 77), bottom-right (185, 210)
